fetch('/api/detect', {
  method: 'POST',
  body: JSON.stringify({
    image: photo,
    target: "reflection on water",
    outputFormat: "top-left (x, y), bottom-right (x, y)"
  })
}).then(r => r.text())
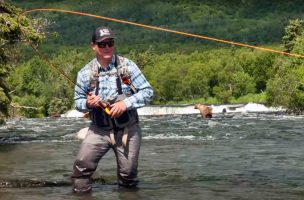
top-left (0, 113), bottom-right (304, 200)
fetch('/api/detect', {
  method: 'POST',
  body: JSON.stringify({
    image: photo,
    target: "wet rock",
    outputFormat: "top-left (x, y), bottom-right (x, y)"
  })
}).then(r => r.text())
top-left (0, 179), bottom-right (70, 188)
top-left (0, 177), bottom-right (106, 188)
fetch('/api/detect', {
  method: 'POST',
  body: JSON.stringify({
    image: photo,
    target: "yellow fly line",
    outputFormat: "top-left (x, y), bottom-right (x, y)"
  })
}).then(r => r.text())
top-left (21, 8), bottom-right (304, 59)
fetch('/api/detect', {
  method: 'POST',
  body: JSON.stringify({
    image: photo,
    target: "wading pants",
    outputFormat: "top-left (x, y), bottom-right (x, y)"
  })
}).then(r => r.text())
top-left (71, 123), bottom-right (142, 193)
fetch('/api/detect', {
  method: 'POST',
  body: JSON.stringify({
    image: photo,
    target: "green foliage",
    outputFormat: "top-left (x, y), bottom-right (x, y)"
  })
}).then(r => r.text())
top-left (0, 63), bottom-right (12, 117)
top-left (0, 1), bottom-right (44, 119)
top-left (265, 19), bottom-right (304, 113)
top-left (139, 47), bottom-right (276, 104)
top-left (287, 61), bottom-right (304, 113)
top-left (48, 97), bottom-right (71, 116)
top-left (0, 1), bottom-right (44, 49)
top-left (231, 93), bottom-right (267, 104)
top-left (282, 19), bottom-right (304, 52)
top-left (8, 49), bottom-right (86, 117)
top-left (291, 33), bottom-right (304, 57)
top-left (213, 86), bottom-right (233, 103)
top-left (289, 89), bottom-right (304, 113)
top-left (128, 46), bottom-right (156, 70)
top-left (265, 58), bottom-right (302, 109)
top-left (182, 63), bottom-right (211, 99)
top-left (12, 95), bottom-right (45, 118)
top-left (0, 87), bottom-right (10, 117)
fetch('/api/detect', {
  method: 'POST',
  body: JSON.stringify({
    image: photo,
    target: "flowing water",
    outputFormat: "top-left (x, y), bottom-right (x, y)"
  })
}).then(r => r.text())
top-left (0, 112), bottom-right (304, 200)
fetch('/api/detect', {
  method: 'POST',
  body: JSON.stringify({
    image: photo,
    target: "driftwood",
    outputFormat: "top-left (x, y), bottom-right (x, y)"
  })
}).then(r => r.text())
top-left (10, 104), bottom-right (38, 110)
top-left (194, 104), bottom-right (212, 119)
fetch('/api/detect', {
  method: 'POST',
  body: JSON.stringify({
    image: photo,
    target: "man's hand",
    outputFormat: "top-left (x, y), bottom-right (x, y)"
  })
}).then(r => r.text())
top-left (110, 101), bottom-right (127, 118)
top-left (86, 93), bottom-right (101, 109)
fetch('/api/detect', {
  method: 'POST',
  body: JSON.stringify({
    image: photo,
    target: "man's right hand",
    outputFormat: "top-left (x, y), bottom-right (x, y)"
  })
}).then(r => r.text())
top-left (86, 93), bottom-right (101, 109)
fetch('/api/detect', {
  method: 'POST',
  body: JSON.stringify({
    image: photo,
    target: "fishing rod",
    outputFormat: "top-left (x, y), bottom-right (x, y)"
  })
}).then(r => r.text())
top-left (21, 8), bottom-right (304, 59)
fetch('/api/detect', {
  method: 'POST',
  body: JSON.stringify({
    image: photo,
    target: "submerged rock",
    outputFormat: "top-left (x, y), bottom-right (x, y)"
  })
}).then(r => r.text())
top-left (0, 177), bottom-right (106, 188)
top-left (0, 179), bottom-right (70, 188)
top-left (0, 118), bottom-right (5, 126)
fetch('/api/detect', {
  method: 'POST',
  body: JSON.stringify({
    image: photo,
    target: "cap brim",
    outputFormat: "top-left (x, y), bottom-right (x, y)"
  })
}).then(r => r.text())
top-left (95, 36), bottom-right (115, 43)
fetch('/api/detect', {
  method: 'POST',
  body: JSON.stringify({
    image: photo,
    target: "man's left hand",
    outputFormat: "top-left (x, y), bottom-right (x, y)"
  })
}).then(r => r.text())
top-left (109, 101), bottom-right (127, 118)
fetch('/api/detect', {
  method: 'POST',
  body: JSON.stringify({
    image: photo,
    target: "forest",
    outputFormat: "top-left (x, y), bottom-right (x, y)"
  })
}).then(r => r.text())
top-left (1, 0), bottom-right (304, 119)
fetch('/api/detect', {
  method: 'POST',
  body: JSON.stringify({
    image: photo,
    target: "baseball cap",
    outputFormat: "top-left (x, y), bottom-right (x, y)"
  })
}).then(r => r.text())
top-left (92, 26), bottom-right (115, 43)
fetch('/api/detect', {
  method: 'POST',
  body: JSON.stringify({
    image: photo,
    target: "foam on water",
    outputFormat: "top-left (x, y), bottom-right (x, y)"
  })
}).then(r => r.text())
top-left (144, 133), bottom-right (196, 140)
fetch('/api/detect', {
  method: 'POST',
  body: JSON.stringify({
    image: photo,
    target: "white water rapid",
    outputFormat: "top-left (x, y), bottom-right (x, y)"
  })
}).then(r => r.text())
top-left (61, 103), bottom-right (285, 117)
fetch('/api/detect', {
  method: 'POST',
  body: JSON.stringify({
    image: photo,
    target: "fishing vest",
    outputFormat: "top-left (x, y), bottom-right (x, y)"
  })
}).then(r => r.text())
top-left (89, 55), bottom-right (138, 129)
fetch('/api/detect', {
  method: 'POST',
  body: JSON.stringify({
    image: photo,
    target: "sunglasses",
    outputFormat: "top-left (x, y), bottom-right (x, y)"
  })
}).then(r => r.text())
top-left (96, 40), bottom-right (115, 48)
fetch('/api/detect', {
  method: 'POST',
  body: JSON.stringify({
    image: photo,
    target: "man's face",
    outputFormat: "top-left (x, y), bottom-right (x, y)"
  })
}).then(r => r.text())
top-left (93, 38), bottom-right (115, 60)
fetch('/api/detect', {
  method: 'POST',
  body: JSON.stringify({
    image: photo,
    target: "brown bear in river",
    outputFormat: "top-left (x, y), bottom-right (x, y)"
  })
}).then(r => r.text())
top-left (194, 104), bottom-right (213, 119)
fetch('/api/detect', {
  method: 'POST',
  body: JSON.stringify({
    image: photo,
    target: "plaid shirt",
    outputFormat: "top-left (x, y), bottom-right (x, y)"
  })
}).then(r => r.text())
top-left (74, 55), bottom-right (153, 112)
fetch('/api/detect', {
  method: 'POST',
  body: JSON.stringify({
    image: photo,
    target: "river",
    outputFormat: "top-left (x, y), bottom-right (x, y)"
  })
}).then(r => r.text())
top-left (0, 112), bottom-right (303, 200)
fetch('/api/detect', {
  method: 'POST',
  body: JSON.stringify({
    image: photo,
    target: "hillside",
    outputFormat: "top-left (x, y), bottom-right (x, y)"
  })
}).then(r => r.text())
top-left (11, 0), bottom-right (304, 53)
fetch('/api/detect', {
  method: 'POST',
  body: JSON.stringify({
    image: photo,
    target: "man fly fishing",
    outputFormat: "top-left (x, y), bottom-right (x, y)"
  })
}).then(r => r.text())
top-left (71, 26), bottom-right (153, 193)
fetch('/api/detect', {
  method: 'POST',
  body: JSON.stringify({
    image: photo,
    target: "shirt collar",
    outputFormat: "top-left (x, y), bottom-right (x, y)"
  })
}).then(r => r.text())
top-left (95, 55), bottom-right (116, 72)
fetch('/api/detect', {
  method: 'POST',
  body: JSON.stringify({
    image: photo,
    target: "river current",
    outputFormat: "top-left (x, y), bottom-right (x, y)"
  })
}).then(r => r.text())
top-left (0, 112), bottom-right (303, 200)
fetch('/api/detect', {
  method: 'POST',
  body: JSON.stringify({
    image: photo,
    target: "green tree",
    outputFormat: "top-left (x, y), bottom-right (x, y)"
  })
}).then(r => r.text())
top-left (266, 19), bottom-right (304, 113)
top-left (0, 1), bottom-right (44, 121)
top-left (282, 19), bottom-right (304, 52)
top-left (48, 97), bottom-right (70, 116)
top-left (266, 59), bottom-right (298, 107)
top-left (212, 54), bottom-right (256, 103)
top-left (8, 50), bottom-right (84, 117)
top-left (237, 50), bottom-right (276, 93)
top-left (182, 64), bottom-right (210, 99)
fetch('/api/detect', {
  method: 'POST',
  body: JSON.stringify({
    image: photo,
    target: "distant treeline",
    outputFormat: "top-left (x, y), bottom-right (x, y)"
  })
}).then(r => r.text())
top-left (8, 43), bottom-right (304, 117)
